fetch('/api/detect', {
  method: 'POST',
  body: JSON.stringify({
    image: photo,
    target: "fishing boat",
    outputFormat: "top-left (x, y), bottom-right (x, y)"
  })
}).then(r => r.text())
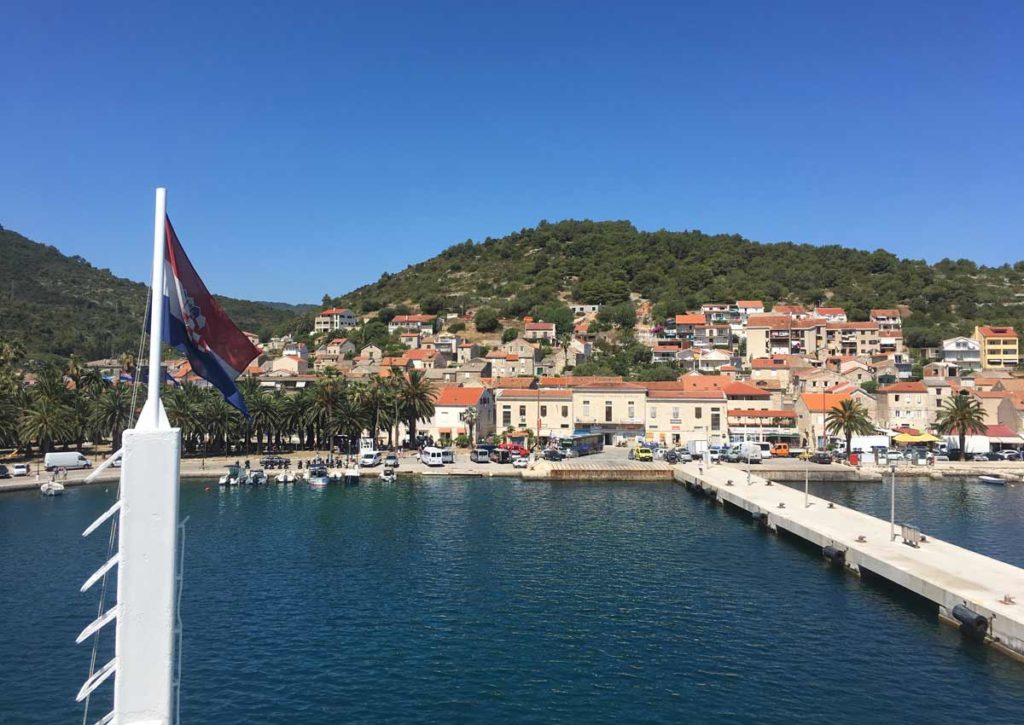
top-left (307, 465), bottom-right (330, 487)
top-left (380, 469), bottom-right (396, 484)
top-left (40, 481), bottom-right (65, 496)
top-left (978, 474), bottom-right (1007, 486)
top-left (275, 471), bottom-right (295, 484)
top-left (248, 469), bottom-right (267, 486)
top-left (218, 464), bottom-right (248, 486)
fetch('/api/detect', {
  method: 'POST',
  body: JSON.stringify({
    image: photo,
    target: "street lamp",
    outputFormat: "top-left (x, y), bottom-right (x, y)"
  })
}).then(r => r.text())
top-left (804, 455), bottom-right (810, 508)
top-left (890, 464), bottom-right (897, 541)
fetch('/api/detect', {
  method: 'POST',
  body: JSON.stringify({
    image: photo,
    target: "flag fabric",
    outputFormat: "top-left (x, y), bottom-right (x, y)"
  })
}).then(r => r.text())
top-left (161, 217), bottom-right (259, 415)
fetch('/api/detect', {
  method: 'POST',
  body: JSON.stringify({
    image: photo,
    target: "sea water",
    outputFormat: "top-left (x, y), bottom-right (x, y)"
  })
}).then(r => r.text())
top-left (1, 477), bottom-right (1022, 723)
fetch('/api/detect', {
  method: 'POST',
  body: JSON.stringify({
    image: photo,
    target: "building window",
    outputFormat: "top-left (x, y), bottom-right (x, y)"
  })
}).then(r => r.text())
top-left (605, 401), bottom-right (613, 422)
top-left (711, 412), bottom-right (721, 431)
top-left (519, 405), bottom-right (526, 418)
top-left (582, 400), bottom-right (590, 418)
top-left (650, 407), bottom-right (657, 419)
top-left (502, 406), bottom-right (511, 428)
top-left (695, 407), bottom-right (702, 419)
top-left (540, 405), bottom-right (547, 417)
top-left (628, 402), bottom-right (635, 419)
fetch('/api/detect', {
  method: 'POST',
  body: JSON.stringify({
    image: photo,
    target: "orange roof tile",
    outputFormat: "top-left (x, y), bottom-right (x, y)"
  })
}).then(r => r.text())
top-left (877, 382), bottom-right (927, 393)
top-left (976, 326), bottom-right (1017, 338)
top-left (435, 386), bottom-right (486, 406)
top-left (799, 392), bottom-right (852, 412)
top-left (674, 314), bottom-right (706, 325)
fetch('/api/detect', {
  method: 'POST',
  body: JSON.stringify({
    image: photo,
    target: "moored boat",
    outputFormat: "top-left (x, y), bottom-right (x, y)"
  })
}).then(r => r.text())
top-left (40, 481), bottom-right (65, 496)
top-left (344, 468), bottom-right (361, 485)
top-left (248, 469), bottom-right (267, 486)
top-left (978, 474), bottom-right (1007, 485)
top-left (306, 465), bottom-right (330, 487)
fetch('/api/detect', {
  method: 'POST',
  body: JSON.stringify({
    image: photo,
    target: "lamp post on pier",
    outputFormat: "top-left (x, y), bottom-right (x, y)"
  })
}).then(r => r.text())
top-left (890, 464), bottom-right (897, 541)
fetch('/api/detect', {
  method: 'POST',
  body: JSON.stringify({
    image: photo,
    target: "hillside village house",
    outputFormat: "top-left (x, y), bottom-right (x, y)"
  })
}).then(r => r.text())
top-left (388, 314), bottom-right (439, 335)
top-left (875, 382), bottom-right (930, 432)
top-left (523, 320), bottom-right (556, 342)
top-left (941, 336), bottom-right (981, 371)
top-left (271, 354), bottom-right (308, 375)
top-left (423, 387), bottom-right (495, 444)
top-left (814, 307), bottom-right (847, 322)
top-left (360, 344), bottom-right (383, 362)
top-left (314, 307), bottom-right (358, 333)
top-left (736, 300), bottom-right (764, 322)
top-left (399, 332), bottom-right (421, 349)
top-left (972, 326), bottom-right (1019, 369)
top-left (795, 392), bottom-right (851, 449)
top-left (570, 303), bottom-right (601, 315)
top-left (324, 338), bottom-right (355, 356)
top-left (457, 342), bottom-right (481, 364)
top-left (282, 341), bottom-right (308, 359)
top-left (870, 309), bottom-right (902, 331)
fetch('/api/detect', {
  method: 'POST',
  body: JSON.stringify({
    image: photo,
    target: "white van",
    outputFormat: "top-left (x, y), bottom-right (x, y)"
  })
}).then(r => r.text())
top-left (756, 442), bottom-right (772, 460)
top-left (358, 451), bottom-right (382, 467)
top-left (420, 447), bottom-right (444, 467)
top-left (44, 452), bottom-right (92, 471)
top-left (441, 448), bottom-right (455, 464)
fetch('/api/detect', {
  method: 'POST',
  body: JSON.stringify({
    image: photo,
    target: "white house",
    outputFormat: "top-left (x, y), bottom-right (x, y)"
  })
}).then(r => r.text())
top-left (941, 336), bottom-right (982, 371)
top-left (423, 386), bottom-right (495, 444)
top-left (314, 307), bottom-right (358, 333)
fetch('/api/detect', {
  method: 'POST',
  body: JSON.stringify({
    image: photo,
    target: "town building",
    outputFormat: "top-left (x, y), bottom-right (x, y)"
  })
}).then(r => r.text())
top-left (645, 390), bottom-right (728, 447)
top-left (875, 382), bottom-right (930, 432)
top-left (940, 336), bottom-right (981, 371)
top-left (870, 309), bottom-right (902, 331)
top-left (388, 314), bottom-right (439, 335)
top-left (972, 326), bottom-right (1020, 369)
top-left (314, 307), bottom-right (358, 333)
top-left (495, 388), bottom-right (574, 442)
top-left (424, 386), bottom-right (495, 444)
top-left (523, 321), bottom-right (557, 342)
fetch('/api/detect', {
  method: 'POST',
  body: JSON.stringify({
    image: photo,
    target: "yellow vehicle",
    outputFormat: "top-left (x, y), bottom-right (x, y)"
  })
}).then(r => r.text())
top-left (633, 446), bottom-right (653, 462)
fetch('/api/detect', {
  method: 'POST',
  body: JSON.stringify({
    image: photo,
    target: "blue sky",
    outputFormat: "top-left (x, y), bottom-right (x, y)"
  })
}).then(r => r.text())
top-left (2, 1), bottom-right (1021, 304)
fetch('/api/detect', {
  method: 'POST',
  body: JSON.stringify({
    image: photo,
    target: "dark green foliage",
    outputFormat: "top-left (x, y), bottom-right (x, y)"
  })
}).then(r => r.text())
top-left (531, 302), bottom-right (574, 333)
top-left (324, 220), bottom-right (1024, 346)
top-left (447, 321), bottom-right (466, 333)
top-left (598, 302), bottom-right (637, 330)
top-left (474, 307), bottom-right (500, 333)
top-left (0, 228), bottom-right (314, 359)
top-left (502, 328), bottom-right (519, 343)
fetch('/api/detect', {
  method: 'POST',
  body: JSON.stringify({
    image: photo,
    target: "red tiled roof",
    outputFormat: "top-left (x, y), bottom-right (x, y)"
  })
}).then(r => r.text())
top-left (870, 309), bottom-right (900, 317)
top-left (539, 376), bottom-right (625, 387)
top-left (877, 382), bottom-right (927, 393)
top-left (799, 393), bottom-right (851, 412)
top-left (525, 321), bottom-right (555, 331)
top-left (496, 388), bottom-right (571, 400)
top-left (675, 314), bottom-right (706, 325)
top-left (320, 307), bottom-right (354, 316)
top-left (772, 304), bottom-right (806, 314)
top-left (746, 314), bottom-right (794, 329)
top-left (435, 386), bottom-right (486, 406)
top-left (827, 321), bottom-right (879, 330)
top-left (976, 326), bottom-right (1017, 338)
top-left (392, 314), bottom-right (437, 323)
top-left (879, 330), bottom-right (903, 338)
top-left (647, 390), bottom-right (727, 400)
top-left (736, 300), bottom-right (763, 308)
top-left (405, 349), bottom-right (439, 360)
top-left (724, 381), bottom-right (770, 397)
top-left (815, 307), bottom-right (845, 315)
top-left (492, 376), bottom-right (536, 389)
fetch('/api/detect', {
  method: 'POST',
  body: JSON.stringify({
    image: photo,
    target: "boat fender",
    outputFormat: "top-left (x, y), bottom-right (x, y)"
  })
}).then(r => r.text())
top-left (951, 604), bottom-right (988, 636)
top-left (822, 545), bottom-right (845, 565)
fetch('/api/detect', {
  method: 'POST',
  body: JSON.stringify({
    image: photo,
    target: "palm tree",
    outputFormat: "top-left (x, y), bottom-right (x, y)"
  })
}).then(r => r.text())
top-left (92, 383), bottom-right (135, 451)
top-left (397, 370), bottom-right (435, 446)
top-left (246, 388), bottom-right (280, 453)
top-left (824, 399), bottom-right (876, 458)
top-left (934, 392), bottom-right (987, 460)
top-left (461, 406), bottom-right (479, 444)
top-left (19, 395), bottom-right (73, 454)
top-left (278, 391), bottom-right (309, 451)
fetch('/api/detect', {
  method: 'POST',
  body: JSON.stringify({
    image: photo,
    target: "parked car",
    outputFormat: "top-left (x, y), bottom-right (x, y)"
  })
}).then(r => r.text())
top-left (11, 463), bottom-right (29, 477)
top-left (512, 456), bottom-right (529, 469)
top-left (771, 443), bottom-right (791, 458)
top-left (708, 446), bottom-right (724, 462)
top-left (663, 450), bottom-right (679, 464)
top-left (358, 451), bottom-right (382, 467)
top-left (809, 451), bottom-right (832, 465)
top-left (542, 449), bottom-right (564, 461)
top-left (997, 450), bottom-right (1021, 461)
top-left (932, 451), bottom-right (950, 461)
top-left (384, 453), bottom-right (400, 468)
top-left (885, 450), bottom-right (905, 462)
top-left (0, 465), bottom-right (9, 479)
top-left (633, 447), bottom-right (653, 462)
top-left (972, 452), bottom-right (1002, 461)
top-left (498, 443), bottom-right (529, 458)
top-left (489, 449), bottom-right (513, 464)
top-left (470, 448), bottom-right (491, 463)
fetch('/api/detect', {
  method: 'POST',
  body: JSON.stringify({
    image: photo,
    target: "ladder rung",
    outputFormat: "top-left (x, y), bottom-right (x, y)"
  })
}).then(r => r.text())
top-left (82, 499), bottom-right (122, 538)
top-left (76, 605), bottom-right (119, 644)
top-left (76, 657), bottom-right (117, 702)
top-left (81, 553), bottom-right (120, 593)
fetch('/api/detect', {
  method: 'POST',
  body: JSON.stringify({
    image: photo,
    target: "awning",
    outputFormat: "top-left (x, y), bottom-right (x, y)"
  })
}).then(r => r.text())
top-left (893, 432), bottom-right (940, 444)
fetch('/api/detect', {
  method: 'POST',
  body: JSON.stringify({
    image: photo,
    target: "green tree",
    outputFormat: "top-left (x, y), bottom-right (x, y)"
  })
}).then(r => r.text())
top-left (91, 383), bottom-right (135, 451)
top-left (934, 392), bottom-right (987, 460)
top-left (474, 307), bottom-right (500, 333)
top-left (397, 370), bottom-right (436, 445)
top-left (502, 328), bottom-right (519, 343)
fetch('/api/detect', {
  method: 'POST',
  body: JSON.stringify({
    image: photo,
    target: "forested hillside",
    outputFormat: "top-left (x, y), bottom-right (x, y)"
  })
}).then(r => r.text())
top-left (328, 220), bottom-right (1024, 348)
top-left (0, 227), bottom-right (314, 360)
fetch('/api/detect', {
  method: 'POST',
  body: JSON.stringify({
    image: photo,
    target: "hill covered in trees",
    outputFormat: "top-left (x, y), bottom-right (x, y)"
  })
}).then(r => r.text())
top-left (327, 220), bottom-right (1024, 348)
top-left (0, 227), bottom-right (314, 360)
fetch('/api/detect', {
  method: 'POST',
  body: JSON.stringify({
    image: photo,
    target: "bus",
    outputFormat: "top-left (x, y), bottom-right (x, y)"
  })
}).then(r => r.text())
top-left (557, 433), bottom-right (605, 458)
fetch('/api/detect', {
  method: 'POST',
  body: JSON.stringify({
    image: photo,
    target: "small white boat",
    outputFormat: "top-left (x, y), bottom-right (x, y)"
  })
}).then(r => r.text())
top-left (248, 469), bottom-right (267, 486)
top-left (306, 466), bottom-right (330, 487)
top-left (978, 474), bottom-right (1007, 486)
top-left (275, 472), bottom-right (295, 484)
top-left (218, 465), bottom-right (248, 486)
top-left (40, 481), bottom-right (65, 496)
top-left (343, 468), bottom-right (360, 486)
top-left (380, 469), bottom-right (396, 484)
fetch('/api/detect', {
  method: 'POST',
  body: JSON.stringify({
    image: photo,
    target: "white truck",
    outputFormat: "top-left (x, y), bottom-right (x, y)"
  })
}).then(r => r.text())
top-left (44, 451), bottom-right (92, 471)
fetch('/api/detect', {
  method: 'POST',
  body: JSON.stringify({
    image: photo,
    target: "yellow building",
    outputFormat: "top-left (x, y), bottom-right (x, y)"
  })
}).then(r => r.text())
top-left (972, 326), bottom-right (1019, 369)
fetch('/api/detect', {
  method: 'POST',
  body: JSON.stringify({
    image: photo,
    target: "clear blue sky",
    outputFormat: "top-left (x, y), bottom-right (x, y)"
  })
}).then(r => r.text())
top-left (2, 1), bottom-right (1021, 304)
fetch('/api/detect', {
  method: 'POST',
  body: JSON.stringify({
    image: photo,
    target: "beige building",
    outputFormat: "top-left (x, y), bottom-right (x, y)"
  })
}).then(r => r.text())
top-left (495, 389), bottom-right (574, 441)
top-left (568, 384), bottom-right (647, 444)
top-left (875, 382), bottom-right (930, 431)
top-left (972, 326), bottom-right (1020, 369)
top-left (645, 390), bottom-right (728, 446)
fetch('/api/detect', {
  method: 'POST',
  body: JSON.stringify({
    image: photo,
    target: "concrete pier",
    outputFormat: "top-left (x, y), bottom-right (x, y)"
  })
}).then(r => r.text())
top-left (675, 462), bottom-right (1024, 660)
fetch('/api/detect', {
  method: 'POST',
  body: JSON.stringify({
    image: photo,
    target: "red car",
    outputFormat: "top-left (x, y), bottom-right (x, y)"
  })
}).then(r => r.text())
top-left (498, 442), bottom-right (529, 458)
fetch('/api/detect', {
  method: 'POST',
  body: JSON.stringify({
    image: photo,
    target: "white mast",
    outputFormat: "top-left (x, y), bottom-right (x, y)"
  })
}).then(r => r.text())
top-left (78, 187), bottom-right (182, 724)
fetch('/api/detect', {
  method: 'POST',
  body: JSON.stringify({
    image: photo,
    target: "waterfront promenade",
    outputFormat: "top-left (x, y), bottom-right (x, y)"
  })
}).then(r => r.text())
top-left (676, 462), bottom-right (1024, 660)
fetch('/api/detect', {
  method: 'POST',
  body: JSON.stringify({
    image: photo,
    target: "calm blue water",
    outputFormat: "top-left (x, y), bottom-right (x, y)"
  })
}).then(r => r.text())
top-left (2, 478), bottom-right (1023, 724)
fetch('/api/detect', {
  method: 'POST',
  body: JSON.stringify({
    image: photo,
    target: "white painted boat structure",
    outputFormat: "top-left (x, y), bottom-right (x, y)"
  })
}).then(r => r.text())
top-left (978, 475), bottom-right (1007, 486)
top-left (40, 481), bottom-right (65, 496)
top-left (76, 188), bottom-right (182, 724)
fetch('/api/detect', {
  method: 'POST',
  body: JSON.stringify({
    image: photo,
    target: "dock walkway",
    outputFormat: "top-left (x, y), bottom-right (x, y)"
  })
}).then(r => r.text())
top-left (676, 462), bottom-right (1024, 660)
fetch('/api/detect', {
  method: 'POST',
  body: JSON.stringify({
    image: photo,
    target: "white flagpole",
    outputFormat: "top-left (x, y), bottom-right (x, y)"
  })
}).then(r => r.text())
top-left (145, 187), bottom-right (168, 427)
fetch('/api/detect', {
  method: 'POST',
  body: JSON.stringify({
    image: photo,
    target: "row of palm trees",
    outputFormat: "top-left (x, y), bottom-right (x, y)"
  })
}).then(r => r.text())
top-left (824, 393), bottom-right (988, 459)
top-left (0, 354), bottom-right (438, 457)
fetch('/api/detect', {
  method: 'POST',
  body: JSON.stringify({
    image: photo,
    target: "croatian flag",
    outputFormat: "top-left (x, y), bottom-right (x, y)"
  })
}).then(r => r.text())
top-left (161, 217), bottom-right (259, 416)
